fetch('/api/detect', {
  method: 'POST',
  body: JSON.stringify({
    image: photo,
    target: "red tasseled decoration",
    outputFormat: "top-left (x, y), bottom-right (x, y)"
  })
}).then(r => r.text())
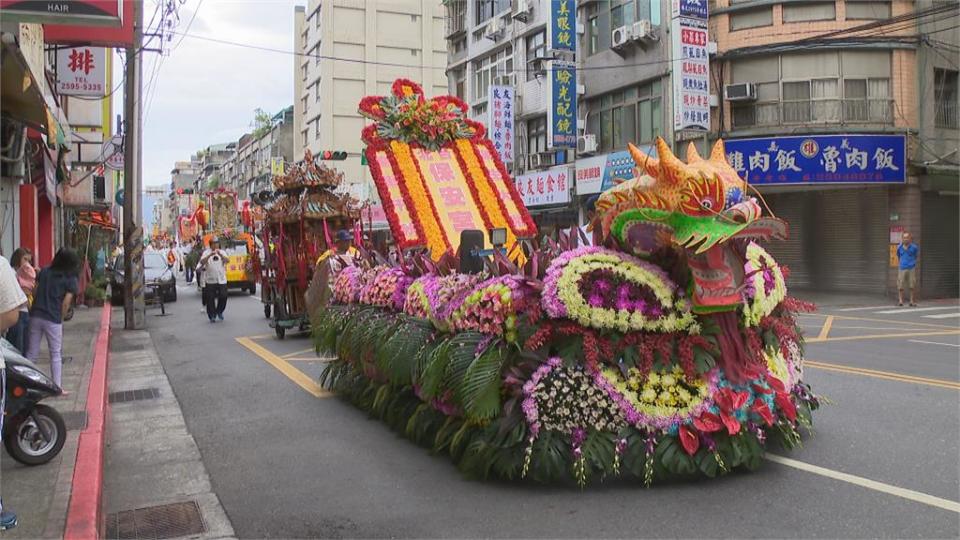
top-left (677, 337), bottom-right (697, 381)
top-left (523, 324), bottom-right (553, 351)
top-left (583, 332), bottom-right (600, 367)
top-left (710, 311), bottom-right (756, 384)
top-left (783, 296), bottom-right (817, 313)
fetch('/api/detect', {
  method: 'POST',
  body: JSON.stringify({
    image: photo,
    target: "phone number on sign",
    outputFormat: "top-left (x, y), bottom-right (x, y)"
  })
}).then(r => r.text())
top-left (59, 82), bottom-right (104, 92)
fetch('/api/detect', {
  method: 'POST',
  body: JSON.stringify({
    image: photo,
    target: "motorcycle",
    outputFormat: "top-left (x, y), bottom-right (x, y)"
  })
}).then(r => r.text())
top-left (2, 340), bottom-right (66, 465)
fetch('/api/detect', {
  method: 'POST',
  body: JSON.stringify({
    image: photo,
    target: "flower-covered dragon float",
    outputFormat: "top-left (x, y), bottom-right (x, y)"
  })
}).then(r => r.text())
top-left (314, 80), bottom-right (819, 486)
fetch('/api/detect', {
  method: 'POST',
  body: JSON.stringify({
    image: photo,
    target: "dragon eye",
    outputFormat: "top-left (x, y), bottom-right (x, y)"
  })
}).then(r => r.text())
top-left (700, 198), bottom-right (715, 210)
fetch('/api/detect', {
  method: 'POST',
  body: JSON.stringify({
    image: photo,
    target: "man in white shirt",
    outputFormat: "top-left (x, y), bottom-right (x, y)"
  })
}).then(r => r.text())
top-left (198, 238), bottom-right (228, 322)
top-left (0, 255), bottom-right (28, 530)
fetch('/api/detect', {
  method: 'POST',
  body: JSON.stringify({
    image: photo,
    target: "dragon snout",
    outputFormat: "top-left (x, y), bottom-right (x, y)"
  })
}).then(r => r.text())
top-left (721, 199), bottom-right (762, 224)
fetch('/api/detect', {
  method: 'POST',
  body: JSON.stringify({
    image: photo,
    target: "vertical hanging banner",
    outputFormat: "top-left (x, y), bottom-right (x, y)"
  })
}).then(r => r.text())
top-left (547, 61), bottom-right (577, 148)
top-left (488, 85), bottom-right (515, 163)
top-left (548, 0), bottom-right (577, 53)
top-left (671, 0), bottom-right (710, 131)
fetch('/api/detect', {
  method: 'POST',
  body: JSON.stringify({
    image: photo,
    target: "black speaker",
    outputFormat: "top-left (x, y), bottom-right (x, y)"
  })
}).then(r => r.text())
top-left (458, 230), bottom-right (485, 274)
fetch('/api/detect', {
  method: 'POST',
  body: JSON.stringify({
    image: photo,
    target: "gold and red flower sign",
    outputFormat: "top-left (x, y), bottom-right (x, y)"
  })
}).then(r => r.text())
top-left (359, 79), bottom-right (537, 261)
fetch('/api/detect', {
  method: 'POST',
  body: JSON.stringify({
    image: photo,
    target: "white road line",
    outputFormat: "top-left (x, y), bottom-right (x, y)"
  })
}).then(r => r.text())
top-left (924, 313), bottom-right (960, 319)
top-left (835, 305), bottom-right (900, 312)
top-left (908, 339), bottom-right (960, 348)
top-left (872, 306), bottom-right (960, 315)
top-left (765, 454), bottom-right (960, 514)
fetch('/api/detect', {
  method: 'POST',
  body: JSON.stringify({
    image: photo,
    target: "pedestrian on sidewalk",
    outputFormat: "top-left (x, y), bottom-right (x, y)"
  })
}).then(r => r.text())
top-left (198, 238), bottom-right (228, 322)
top-left (897, 231), bottom-right (920, 307)
top-left (5, 248), bottom-right (36, 353)
top-left (0, 254), bottom-right (29, 530)
top-left (26, 248), bottom-right (79, 390)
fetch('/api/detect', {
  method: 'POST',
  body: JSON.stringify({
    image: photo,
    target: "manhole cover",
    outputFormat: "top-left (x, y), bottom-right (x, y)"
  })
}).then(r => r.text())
top-left (62, 411), bottom-right (87, 430)
top-left (108, 388), bottom-right (160, 404)
top-left (104, 500), bottom-right (205, 539)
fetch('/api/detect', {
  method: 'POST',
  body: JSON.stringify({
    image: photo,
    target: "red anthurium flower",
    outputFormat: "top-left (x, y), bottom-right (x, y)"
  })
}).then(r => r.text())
top-left (752, 382), bottom-right (773, 394)
top-left (679, 424), bottom-right (700, 456)
top-left (720, 411), bottom-right (741, 435)
top-left (752, 398), bottom-right (775, 426)
top-left (766, 375), bottom-right (786, 393)
top-left (775, 391), bottom-right (797, 422)
top-left (715, 387), bottom-right (749, 413)
top-left (693, 411), bottom-right (723, 433)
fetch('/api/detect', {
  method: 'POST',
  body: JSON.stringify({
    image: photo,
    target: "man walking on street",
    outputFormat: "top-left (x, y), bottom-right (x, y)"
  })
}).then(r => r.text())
top-left (897, 231), bottom-right (920, 307)
top-left (0, 255), bottom-right (29, 530)
top-left (198, 239), bottom-right (228, 322)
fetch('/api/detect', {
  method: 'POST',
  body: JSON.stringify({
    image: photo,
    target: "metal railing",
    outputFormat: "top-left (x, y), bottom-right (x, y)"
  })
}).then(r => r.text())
top-left (733, 99), bottom-right (894, 128)
top-left (936, 100), bottom-right (958, 129)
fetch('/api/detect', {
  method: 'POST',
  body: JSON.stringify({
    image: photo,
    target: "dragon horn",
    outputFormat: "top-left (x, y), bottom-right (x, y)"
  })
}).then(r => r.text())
top-left (686, 142), bottom-right (702, 162)
top-left (628, 142), bottom-right (660, 177)
top-left (655, 137), bottom-right (685, 188)
top-left (709, 139), bottom-right (727, 163)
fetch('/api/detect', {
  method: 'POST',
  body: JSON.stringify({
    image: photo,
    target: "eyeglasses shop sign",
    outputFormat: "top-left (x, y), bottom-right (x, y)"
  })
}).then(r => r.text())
top-left (514, 165), bottom-right (571, 207)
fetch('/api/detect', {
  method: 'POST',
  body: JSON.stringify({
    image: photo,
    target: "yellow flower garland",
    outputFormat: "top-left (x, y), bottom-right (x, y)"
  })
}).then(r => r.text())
top-left (391, 141), bottom-right (448, 257)
top-left (455, 139), bottom-right (518, 249)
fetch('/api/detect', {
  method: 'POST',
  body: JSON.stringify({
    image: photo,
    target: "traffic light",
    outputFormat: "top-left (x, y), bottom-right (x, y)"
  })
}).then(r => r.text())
top-left (320, 150), bottom-right (347, 160)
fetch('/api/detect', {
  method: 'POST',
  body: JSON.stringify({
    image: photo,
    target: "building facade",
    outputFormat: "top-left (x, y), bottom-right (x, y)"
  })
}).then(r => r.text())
top-left (295, 0), bottom-right (449, 202)
top-left (219, 106), bottom-right (294, 200)
top-left (711, 0), bottom-right (959, 297)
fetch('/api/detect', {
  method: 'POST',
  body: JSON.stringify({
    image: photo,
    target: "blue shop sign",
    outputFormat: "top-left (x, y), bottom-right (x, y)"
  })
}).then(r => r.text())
top-left (548, 61), bottom-right (577, 148)
top-left (723, 134), bottom-right (906, 185)
top-left (548, 0), bottom-right (576, 52)
top-left (677, 0), bottom-right (708, 19)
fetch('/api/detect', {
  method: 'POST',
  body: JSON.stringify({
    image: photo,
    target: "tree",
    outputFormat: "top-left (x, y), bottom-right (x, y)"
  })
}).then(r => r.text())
top-left (251, 108), bottom-right (273, 139)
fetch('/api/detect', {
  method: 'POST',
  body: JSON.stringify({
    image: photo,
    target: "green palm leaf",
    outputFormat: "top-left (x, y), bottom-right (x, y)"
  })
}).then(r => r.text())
top-left (459, 344), bottom-right (505, 421)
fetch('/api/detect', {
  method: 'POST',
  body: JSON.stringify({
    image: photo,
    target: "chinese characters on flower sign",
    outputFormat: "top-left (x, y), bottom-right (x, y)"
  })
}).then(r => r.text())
top-left (515, 165), bottom-right (572, 207)
top-left (670, 0), bottom-right (709, 131)
top-left (548, 0), bottom-right (576, 53)
top-left (548, 61), bottom-right (577, 148)
top-left (723, 134), bottom-right (906, 185)
top-left (488, 86), bottom-right (514, 163)
top-left (56, 46), bottom-right (106, 96)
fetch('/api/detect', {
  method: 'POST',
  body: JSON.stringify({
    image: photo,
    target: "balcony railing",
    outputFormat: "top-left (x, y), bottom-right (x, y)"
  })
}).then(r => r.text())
top-left (733, 99), bottom-right (894, 129)
top-left (936, 100), bottom-right (958, 129)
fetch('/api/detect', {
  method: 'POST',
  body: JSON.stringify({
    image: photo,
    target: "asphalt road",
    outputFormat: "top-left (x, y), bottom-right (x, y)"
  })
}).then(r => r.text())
top-left (147, 285), bottom-right (960, 538)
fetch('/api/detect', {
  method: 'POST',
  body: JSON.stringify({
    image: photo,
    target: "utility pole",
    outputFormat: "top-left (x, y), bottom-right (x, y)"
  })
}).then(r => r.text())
top-left (123, 0), bottom-right (145, 329)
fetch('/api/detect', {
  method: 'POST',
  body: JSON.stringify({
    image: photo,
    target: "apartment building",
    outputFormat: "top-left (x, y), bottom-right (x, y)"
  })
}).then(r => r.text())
top-left (712, 0), bottom-right (959, 297)
top-left (294, 0), bottom-right (449, 202)
top-left (219, 106), bottom-right (294, 200)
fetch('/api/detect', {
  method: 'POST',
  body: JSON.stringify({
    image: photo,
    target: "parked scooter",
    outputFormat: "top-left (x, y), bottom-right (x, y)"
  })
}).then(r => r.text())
top-left (1, 340), bottom-right (66, 465)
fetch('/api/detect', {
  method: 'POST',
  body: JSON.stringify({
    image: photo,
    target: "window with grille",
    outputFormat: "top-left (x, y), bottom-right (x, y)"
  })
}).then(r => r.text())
top-left (93, 175), bottom-right (106, 200)
top-left (476, 0), bottom-right (510, 25)
top-left (587, 0), bottom-right (660, 56)
top-left (472, 46), bottom-right (513, 103)
top-left (525, 31), bottom-right (546, 81)
top-left (935, 69), bottom-right (958, 129)
top-left (527, 116), bottom-right (547, 156)
top-left (585, 79), bottom-right (662, 153)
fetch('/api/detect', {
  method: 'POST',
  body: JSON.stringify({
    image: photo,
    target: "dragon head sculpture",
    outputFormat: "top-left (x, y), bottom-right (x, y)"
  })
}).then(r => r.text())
top-left (594, 137), bottom-right (788, 312)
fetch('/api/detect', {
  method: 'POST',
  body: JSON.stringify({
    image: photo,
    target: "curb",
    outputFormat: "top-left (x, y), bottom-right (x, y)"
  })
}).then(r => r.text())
top-left (64, 304), bottom-right (111, 540)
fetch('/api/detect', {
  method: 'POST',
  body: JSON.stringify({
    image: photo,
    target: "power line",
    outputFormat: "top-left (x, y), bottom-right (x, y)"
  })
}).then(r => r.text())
top-left (172, 0), bottom-right (204, 50)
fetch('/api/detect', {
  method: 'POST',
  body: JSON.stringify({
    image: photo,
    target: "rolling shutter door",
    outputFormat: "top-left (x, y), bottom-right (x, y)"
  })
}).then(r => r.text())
top-left (920, 193), bottom-right (959, 299)
top-left (763, 189), bottom-right (888, 293)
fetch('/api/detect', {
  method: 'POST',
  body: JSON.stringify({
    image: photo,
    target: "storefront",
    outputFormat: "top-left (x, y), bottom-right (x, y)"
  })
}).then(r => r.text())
top-left (514, 164), bottom-right (577, 239)
top-left (918, 170), bottom-right (959, 299)
top-left (573, 146), bottom-right (657, 224)
top-left (725, 133), bottom-right (909, 296)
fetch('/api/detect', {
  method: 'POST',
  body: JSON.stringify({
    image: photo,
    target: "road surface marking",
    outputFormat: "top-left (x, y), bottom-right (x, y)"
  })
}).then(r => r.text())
top-left (908, 339), bottom-right (960, 348)
top-left (806, 330), bottom-right (960, 343)
top-left (765, 454), bottom-right (960, 514)
top-left (805, 360), bottom-right (960, 390)
top-left (816, 316), bottom-right (834, 341)
top-left (282, 347), bottom-right (317, 359)
top-left (925, 313), bottom-right (960, 319)
top-left (246, 334), bottom-right (273, 340)
top-left (236, 337), bottom-right (332, 398)
top-left (286, 357), bottom-right (335, 363)
top-left (801, 313), bottom-right (958, 330)
top-left (835, 305), bottom-right (900, 312)
top-left (873, 306), bottom-right (959, 315)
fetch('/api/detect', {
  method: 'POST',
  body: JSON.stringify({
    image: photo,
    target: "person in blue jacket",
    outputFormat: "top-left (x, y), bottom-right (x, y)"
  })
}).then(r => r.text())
top-left (896, 231), bottom-right (920, 307)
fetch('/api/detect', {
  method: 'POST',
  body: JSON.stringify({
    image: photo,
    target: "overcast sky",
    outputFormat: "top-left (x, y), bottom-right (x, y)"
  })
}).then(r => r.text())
top-left (133, 0), bottom-right (300, 190)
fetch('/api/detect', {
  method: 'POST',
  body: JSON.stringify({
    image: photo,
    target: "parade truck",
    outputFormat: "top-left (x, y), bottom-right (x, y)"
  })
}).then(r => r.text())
top-left (200, 188), bottom-right (259, 294)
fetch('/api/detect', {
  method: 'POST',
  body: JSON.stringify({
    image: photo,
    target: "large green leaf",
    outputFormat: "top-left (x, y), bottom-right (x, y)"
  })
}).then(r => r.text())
top-left (459, 344), bottom-right (505, 421)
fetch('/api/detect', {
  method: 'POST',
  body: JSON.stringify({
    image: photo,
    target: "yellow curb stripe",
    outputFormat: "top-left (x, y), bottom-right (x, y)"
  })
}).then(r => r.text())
top-left (802, 313), bottom-right (959, 330)
top-left (765, 454), bottom-right (960, 514)
top-left (816, 315), bottom-right (834, 341)
top-left (807, 330), bottom-right (960, 343)
top-left (236, 337), bottom-right (332, 398)
top-left (281, 347), bottom-right (317, 359)
top-left (806, 360), bottom-right (960, 390)
top-left (286, 357), bottom-right (335, 362)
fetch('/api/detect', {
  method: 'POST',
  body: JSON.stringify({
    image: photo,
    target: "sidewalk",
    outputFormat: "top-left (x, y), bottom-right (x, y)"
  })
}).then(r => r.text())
top-left (102, 307), bottom-right (234, 539)
top-left (792, 289), bottom-right (959, 309)
top-left (1, 306), bottom-right (101, 539)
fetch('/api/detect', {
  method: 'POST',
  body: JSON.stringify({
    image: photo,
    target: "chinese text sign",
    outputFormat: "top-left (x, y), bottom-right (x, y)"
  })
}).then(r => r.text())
top-left (488, 85), bottom-right (515, 163)
top-left (56, 46), bottom-right (106, 96)
top-left (548, 0), bottom-right (576, 53)
top-left (548, 61), bottom-right (577, 148)
top-left (515, 165), bottom-right (572, 207)
top-left (723, 134), bottom-right (906, 185)
top-left (670, 0), bottom-right (709, 131)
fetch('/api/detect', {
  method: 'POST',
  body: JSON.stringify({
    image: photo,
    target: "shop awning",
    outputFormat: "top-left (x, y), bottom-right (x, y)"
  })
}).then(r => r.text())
top-left (78, 210), bottom-right (117, 230)
top-left (1, 41), bottom-right (71, 148)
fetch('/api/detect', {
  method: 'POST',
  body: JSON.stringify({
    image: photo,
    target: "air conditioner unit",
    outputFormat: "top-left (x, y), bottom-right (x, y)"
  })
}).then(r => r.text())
top-left (484, 17), bottom-right (506, 41)
top-left (724, 83), bottom-right (758, 102)
top-left (632, 20), bottom-right (655, 41)
top-left (528, 57), bottom-right (546, 77)
top-left (512, 0), bottom-right (533, 21)
top-left (493, 73), bottom-right (514, 87)
top-left (529, 153), bottom-right (545, 169)
top-left (576, 83), bottom-right (586, 96)
top-left (612, 25), bottom-right (633, 49)
top-left (577, 134), bottom-right (598, 154)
